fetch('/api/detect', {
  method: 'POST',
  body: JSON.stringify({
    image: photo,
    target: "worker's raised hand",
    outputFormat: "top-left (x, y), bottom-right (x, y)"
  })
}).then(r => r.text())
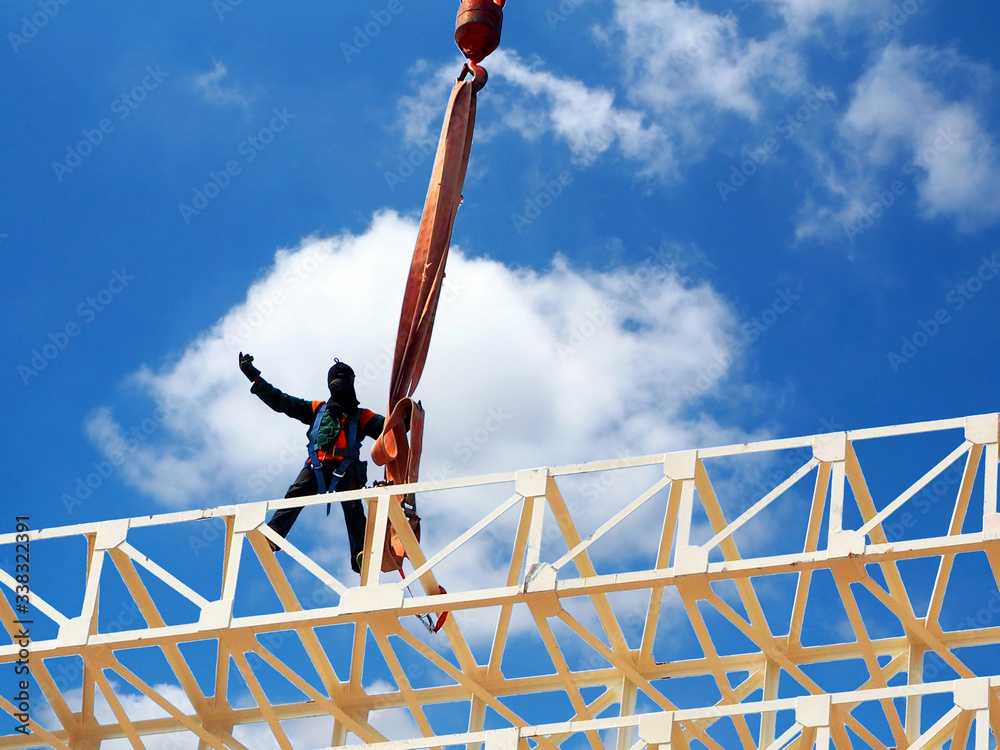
top-left (239, 352), bottom-right (261, 383)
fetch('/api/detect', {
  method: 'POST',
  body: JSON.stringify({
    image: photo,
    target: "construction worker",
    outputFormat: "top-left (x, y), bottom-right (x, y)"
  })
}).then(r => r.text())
top-left (238, 352), bottom-right (385, 573)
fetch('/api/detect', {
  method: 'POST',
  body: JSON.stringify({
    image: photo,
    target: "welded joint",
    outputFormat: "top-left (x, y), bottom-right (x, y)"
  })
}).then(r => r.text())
top-left (57, 616), bottom-right (92, 647)
top-left (797, 694), bottom-right (831, 728)
top-left (485, 727), bottom-right (519, 750)
top-left (524, 562), bottom-right (557, 592)
top-left (954, 677), bottom-right (991, 711)
top-left (674, 545), bottom-right (708, 575)
top-left (94, 520), bottom-right (129, 550)
top-left (199, 600), bottom-right (233, 630)
top-left (515, 468), bottom-right (549, 498)
top-left (523, 563), bottom-right (561, 617)
top-left (813, 432), bottom-right (847, 463)
top-left (663, 450), bottom-right (697, 481)
top-left (234, 504), bottom-right (267, 533)
top-left (828, 530), bottom-right (865, 558)
top-left (965, 414), bottom-right (999, 445)
top-left (640, 711), bottom-right (674, 747)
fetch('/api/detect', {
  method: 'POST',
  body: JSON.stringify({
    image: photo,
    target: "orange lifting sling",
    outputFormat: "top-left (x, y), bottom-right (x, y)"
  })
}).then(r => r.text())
top-left (370, 3), bottom-right (505, 611)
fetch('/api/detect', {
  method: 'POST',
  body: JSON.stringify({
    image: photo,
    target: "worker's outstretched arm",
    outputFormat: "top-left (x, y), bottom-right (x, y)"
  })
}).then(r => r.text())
top-left (239, 352), bottom-right (316, 425)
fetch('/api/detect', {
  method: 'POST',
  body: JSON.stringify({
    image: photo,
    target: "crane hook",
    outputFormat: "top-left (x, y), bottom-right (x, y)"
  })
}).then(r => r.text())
top-left (458, 60), bottom-right (489, 93)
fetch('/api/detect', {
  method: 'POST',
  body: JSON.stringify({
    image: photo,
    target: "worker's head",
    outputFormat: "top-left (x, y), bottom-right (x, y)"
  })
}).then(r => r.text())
top-left (328, 360), bottom-right (358, 407)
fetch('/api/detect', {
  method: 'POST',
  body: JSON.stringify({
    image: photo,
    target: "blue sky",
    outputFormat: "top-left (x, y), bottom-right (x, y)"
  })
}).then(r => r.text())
top-left (3, 0), bottom-right (1000, 745)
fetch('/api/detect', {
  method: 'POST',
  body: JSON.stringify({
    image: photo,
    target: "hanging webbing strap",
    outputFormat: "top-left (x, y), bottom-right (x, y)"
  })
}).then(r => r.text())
top-left (306, 404), bottom-right (361, 515)
top-left (371, 78), bottom-right (478, 574)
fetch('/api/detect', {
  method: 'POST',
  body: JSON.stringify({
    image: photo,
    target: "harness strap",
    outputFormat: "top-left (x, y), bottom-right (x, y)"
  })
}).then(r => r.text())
top-left (306, 405), bottom-right (362, 515)
top-left (307, 404), bottom-right (329, 494)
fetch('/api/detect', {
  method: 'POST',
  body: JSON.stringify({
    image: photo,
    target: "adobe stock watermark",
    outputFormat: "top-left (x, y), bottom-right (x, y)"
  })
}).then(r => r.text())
top-left (61, 401), bottom-right (177, 515)
top-left (510, 171), bottom-right (575, 234)
top-left (511, 123), bottom-right (625, 234)
top-left (417, 405), bottom-right (513, 485)
top-left (546, 0), bottom-right (587, 30)
top-left (51, 65), bottom-right (169, 183)
top-left (877, 0), bottom-right (930, 40)
top-left (383, 137), bottom-right (436, 192)
top-left (539, 447), bottom-right (634, 530)
top-left (556, 241), bottom-right (717, 360)
top-left (883, 459), bottom-right (966, 543)
top-left (178, 106), bottom-right (295, 223)
top-left (662, 0), bottom-right (758, 68)
top-left (683, 287), bottom-right (800, 399)
top-left (717, 86), bottom-right (834, 202)
top-left (190, 436), bottom-right (302, 555)
top-left (954, 590), bottom-right (1000, 632)
top-left (17, 269), bottom-right (135, 386)
top-left (213, 0), bottom-right (246, 21)
top-left (222, 247), bottom-right (327, 352)
top-left (887, 254), bottom-right (999, 372)
top-left (354, 276), bottom-right (468, 389)
top-left (340, 0), bottom-right (415, 63)
top-left (845, 125), bottom-right (957, 243)
top-left (731, 417), bottom-right (843, 515)
top-left (7, 0), bottom-right (72, 54)
top-left (616, 240), bottom-right (718, 293)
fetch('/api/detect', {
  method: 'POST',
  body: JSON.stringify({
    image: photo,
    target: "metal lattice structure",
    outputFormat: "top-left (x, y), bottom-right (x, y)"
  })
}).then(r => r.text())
top-left (2, 413), bottom-right (1000, 748)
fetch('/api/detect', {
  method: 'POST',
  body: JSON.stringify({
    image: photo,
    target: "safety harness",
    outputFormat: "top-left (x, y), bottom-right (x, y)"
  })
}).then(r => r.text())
top-left (306, 403), bottom-right (361, 513)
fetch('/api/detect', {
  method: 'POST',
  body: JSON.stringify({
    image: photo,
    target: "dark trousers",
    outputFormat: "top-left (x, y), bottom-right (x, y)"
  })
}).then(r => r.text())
top-left (267, 462), bottom-right (367, 573)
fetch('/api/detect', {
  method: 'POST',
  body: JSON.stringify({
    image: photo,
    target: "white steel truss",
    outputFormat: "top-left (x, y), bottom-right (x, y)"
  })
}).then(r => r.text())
top-left (2, 413), bottom-right (1000, 748)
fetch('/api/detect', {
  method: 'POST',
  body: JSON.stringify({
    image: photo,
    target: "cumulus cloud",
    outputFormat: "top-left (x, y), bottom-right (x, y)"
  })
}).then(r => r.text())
top-left (489, 50), bottom-right (676, 179)
top-left (843, 44), bottom-right (1000, 229)
top-left (397, 51), bottom-right (676, 180)
top-left (396, 1), bottom-right (1000, 245)
top-left (607, 0), bottom-right (809, 162)
top-left (88, 210), bottom-right (749, 512)
top-left (611, 0), bottom-right (791, 120)
top-left (797, 44), bottom-right (1000, 239)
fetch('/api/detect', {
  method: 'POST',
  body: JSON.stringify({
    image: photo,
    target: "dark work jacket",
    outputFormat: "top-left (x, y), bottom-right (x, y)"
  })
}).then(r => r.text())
top-left (250, 378), bottom-right (385, 488)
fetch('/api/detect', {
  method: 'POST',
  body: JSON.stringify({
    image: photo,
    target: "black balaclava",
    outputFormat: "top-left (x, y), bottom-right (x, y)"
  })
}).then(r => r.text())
top-left (327, 360), bottom-right (359, 410)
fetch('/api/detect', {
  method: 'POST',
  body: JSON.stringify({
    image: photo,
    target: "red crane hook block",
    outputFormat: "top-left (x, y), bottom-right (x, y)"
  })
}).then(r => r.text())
top-left (455, 0), bottom-right (504, 64)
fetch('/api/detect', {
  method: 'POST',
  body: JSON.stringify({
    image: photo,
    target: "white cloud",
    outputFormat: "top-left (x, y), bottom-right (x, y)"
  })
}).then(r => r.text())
top-left (610, 0), bottom-right (806, 123)
top-left (761, 0), bottom-right (891, 33)
top-left (88, 210), bottom-right (752, 512)
top-left (194, 60), bottom-right (252, 108)
top-left (797, 44), bottom-right (1000, 238)
top-left (396, 60), bottom-right (458, 145)
top-left (489, 50), bottom-right (676, 179)
top-left (398, 51), bottom-right (676, 180)
top-left (843, 44), bottom-right (1000, 229)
